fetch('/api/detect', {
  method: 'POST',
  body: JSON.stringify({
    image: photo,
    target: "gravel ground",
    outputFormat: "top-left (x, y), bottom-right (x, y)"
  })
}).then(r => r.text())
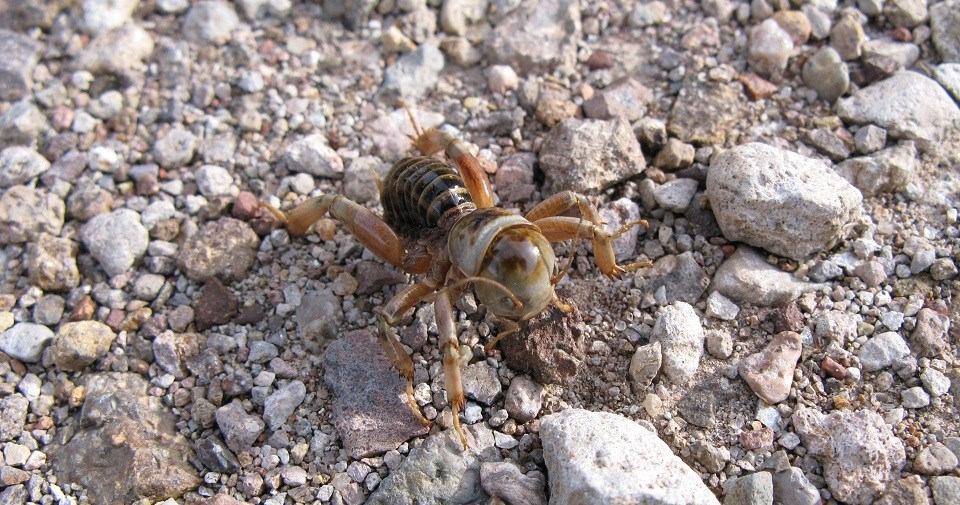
top-left (0, 0), bottom-right (959, 504)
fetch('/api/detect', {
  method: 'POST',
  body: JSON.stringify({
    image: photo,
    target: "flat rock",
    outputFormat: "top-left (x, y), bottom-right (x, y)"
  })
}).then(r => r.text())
top-left (182, 1), bottom-right (239, 45)
top-left (707, 142), bottom-right (862, 260)
top-left (215, 400), bottom-right (264, 454)
top-left (711, 247), bottom-right (823, 306)
top-left (75, 22), bottom-right (155, 74)
top-left (178, 217), bottom-right (259, 282)
top-left (263, 380), bottom-right (307, 431)
top-left (483, 0), bottom-right (579, 74)
top-left (0, 146), bottom-right (49, 188)
top-left (636, 251), bottom-right (709, 305)
top-left (931, 476), bottom-right (960, 505)
top-left (50, 321), bottom-right (117, 372)
top-left (0, 395), bottom-right (28, 442)
top-left (915, 442), bottom-right (959, 475)
top-left (541, 409), bottom-right (719, 504)
top-left (79, 209), bottom-right (149, 277)
top-left (793, 407), bottom-right (905, 504)
top-left (366, 424), bottom-right (497, 504)
top-left (0, 322), bottom-right (54, 363)
top-left (539, 117), bottom-right (646, 195)
top-left (500, 291), bottom-right (586, 384)
top-left (323, 330), bottom-right (429, 458)
top-left (28, 233), bottom-right (80, 291)
top-left (503, 375), bottom-right (543, 423)
top-left (738, 331), bottom-right (802, 404)
top-left (724, 472), bottom-right (773, 505)
top-left (910, 308), bottom-right (951, 359)
top-left (377, 42), bottom-right (444, 103)
top-left (837, 71), bottom-right (960, 146)
top-left (194, 278), bottom-right (239, 331)
top-left (0, 186), bottom-right (64, 244)
top-left (281, 133), bottom-right (344, 179)
top-left (49, 373), bottom-right (200, 504)
top-left (650, 302), bottom-right (703, 384)
top-left (583, 77), bottom-right (653, 122)
top-left (835, 141), bottom-right (915, 197)
top-left (480, 461), bottom-right (546, 505)
top-left (858, 331), bottom-right (911, 372)
top-left (0, 30), bottom-right (42, 101)
top-left (668, 78), bottom-right (745, 145)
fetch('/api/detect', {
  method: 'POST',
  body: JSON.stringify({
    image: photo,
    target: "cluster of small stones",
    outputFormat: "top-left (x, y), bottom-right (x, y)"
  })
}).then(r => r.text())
top-left (0, 0), bottom-right (958, 504)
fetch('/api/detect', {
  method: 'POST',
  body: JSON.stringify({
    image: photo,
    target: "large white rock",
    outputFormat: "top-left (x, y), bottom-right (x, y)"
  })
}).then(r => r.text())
top-left (707, 142), bottom-right (862, 260)
top-left (541, 409), bottom-right (719, 505)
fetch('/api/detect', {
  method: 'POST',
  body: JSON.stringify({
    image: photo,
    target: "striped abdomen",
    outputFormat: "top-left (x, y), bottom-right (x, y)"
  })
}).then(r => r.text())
top-left (381, 156), bottom-right (476, 235)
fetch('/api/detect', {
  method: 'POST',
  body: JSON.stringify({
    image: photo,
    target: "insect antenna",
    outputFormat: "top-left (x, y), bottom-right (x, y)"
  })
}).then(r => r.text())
top-left (397, 99), bottom-right (424, 139)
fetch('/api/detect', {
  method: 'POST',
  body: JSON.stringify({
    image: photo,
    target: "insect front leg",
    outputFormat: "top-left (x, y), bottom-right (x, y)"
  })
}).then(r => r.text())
top-left (435, 290), bottom-right (468, 448)
top-left (260, 194), bottom-right (406, 269)
top-left (533, 216), bottom-right (653, 279)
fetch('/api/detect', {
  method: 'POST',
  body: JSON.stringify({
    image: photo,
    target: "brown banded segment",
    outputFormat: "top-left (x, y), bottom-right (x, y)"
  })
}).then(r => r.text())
top-left (382, 156), bottom-right (476, 235)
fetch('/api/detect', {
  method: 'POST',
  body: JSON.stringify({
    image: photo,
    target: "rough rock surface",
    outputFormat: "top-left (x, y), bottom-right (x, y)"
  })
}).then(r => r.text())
top-left (711, 247), bottom-right (823, 306)
top-left (650, 302), bottom-right (704, 383)
top-left (539, 117), bottom-right (646, 195)
top-left (177, 217), bottom-right (259, 282)
top-left (738, 331), bottom-right (802, 404)
top-left (541, 409), bottom-right (719, 504)
top-left (707, 142), bottom-right (862, 260)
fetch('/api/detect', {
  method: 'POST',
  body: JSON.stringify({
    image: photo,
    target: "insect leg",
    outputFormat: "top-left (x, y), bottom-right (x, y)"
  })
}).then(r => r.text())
top-left (533, 216), bottom-right (653, 279)
top-left (435, 290), bottom-right (468, 448)
top-left (261, 195), bottom-right (406, 268)
top-left (378, 282), bottom-right (437, 427)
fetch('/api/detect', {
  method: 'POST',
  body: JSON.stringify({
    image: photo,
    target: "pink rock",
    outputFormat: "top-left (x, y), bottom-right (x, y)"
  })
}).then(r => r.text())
top-left (738, 331), bottom-right (802, 404)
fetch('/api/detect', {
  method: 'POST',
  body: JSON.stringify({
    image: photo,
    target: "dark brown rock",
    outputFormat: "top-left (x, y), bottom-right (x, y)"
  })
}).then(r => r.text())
top-left (323, 330), bottom-right (429, 458)
top-left (49, 373), bottom-right (201, 504)
top-left (500, 297), bottom-right (586, 384)
top-left (195, 278), bottom-right (239, 331)
top-left (355, 260), bottom-right (408, 295)
top-left (770, 303), bottom-right (804, 333)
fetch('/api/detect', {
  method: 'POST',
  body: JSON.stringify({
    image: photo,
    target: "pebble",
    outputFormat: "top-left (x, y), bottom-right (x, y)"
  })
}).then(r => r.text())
top-left (830, 14), bottom-right (865, 61)
top-left (901, 386), bottom-right (930, 409)
top-left (854, 125), bottom-right (887, 154)
top-left (79, 209), bottom-right (149, 277)
top-left (483, 0), bottom-right (580, 74)
top-left (378, 42), bottom-right (445, 102)
top-left (493, 152), bottom-right (537, 203)
top-left (652, 178), bottom-right (699, 213)
top-left (724, 472), bottom-right (773, 505)
top-left (503, 375), bottom-right (542, 422)
top-left (195, 165), bottom-right (238, 197)
top-left (0, 147), bottom-right (50, 188)
top-left (216, 400), bottom-right (265, 454)
top-left (461, 362), bottom-right (502, 405)
top-left (707, 142), bottom-right (862, 260)
top-left (263, 381), bottom-right (307, 431)
top-left (67, 184), bottom-right (114, 221)
top-left (153, 127), bottom-right (199, 169)
top-left (668, 79), bottom-right (744, 145)
top-left (651, 302), bottom-right (704, 383)
top-left (599, 198), bottom-right (643, 261)
top-left (837, 141), bottom-right (915, 198)
top-left (712, 247), bottom-right (822, 306)
top-left (705, 330), bottom-right (734, 359)
top-left (582, 77), bottom-right (653, 122)
top-left (79, 0), bottom-right (137, 35)
top-left (771, 466), bottom-right (821, 505)
top-left (33, 294), bottom-right (64, 326)
top-left (803, 4), bottom-right (832, 40)
top-left (801, 47), bottom-right (849, 103)
top-left (0, 323), bottom-right (54, 363)
top-left (480, 461), bottom-right (547, 505)
top-left (859, 331), bottom-right (911, 372)
top-left (75, 23), bottom-right (155, 74)
top-left (706, 290), bottom-right (739, 321)
top-left (863, 38), bottom-right (920, 69)
top-left (282, 133), bottom-right (344, 179)
top-left (0, 30), bottom-right (42, 102)
top-left (0, 395), bottom-right (28, 441)
top-left (0, 186), bottom-right (64, 244)
top-left (540, 409), bottom-right (719, 504)
top-left (182, 1), bottom-right (240, 45)
top-left (885, 0), bottom-right (929, 28)
top-left (915, 442), bottom-right (959, 475)
top-left (50, 321), bottom-right (117, 372)
top-left (931, 476), bottom-right (960, 505)
top-left (910, 308), bottom-right (951, 358)
top-left (793, 407), bottom-right (905, 504)
top-left (28, 233), bottom-right (80, 291)
top-left (153, 330), bottom-right (199, 377)
top-left (838, 71), bottom-right (960, 146)
top-left (178, 218), bottom-right (259, 282)
top-left (628, 342), bottom-right (662, 388)
top-left (539, 117), bottom-right (645, 195)
top-left (739, 331), bottom-right (803, 404)
top-left (931, 1), bottom-right (960, 62)
top-left (748, 19), bottom-right (794, 79)
top-left (653, 138), bottom-right (695, 170)
top-left (486, 65), bottom-right (519, 94)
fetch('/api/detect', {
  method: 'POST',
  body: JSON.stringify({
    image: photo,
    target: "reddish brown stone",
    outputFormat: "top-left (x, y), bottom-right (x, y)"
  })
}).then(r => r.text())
top-left (890, 27), bottom-right (912, 42)
top-left (769, 303), bottom-right (804, 333)
top-left (740, 427), bottom-right (774, 450)
top-left (739, 72), bottom-right (779, 100)
top-left (585, 50), bottom-right (614, 70)
top-left (231, 191), bottom-right (260, 220)
top-left (821, 356), bottom-right (847, 380)
top-left (234, 304), bottom-right (266, 325)
top-left (500, 293), bottom-right (586, 384)
top-left (195, 278), bottom-right (239, 331)
top-left (355, 260), bottom-right (408, 295)
top-left (69, 296), bottom-right (96, 322)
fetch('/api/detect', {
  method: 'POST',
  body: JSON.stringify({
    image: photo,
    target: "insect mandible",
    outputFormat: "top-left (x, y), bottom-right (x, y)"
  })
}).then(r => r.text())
top-left (261, 107), bottom-right (651, 447)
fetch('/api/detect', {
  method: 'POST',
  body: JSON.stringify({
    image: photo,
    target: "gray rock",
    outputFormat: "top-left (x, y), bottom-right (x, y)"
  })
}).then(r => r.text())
top-left (363, 107), bottom-right (444, 160)
top-left (153, 331), bottom-right (199, 378)
top-left (50, 321), bottom-right (116, 372)
top-left (920, 368), bottom-right (951, 397)
top-left (854, 125), bottom-right (887, 154)
top-left (281, 133), bottom-right (344, 179)
top-left (637, 251), bottom-right (709, 304)
top-left (599, 197), bottom-right (643, 261)
top-left (705, 329), bottom-right (734, 359)
top-left (707, 142), bottom-right (862, 260)
top-left (195, 164), bottom-right (238, 197)
top-left (236, 0), bottom-right (291, 19)
top-left (246, 340), bottom-right (277, 364)
top-left (439, 0), bottom-right (487, 36)
top-left (932, 1), bottom-right (960, 62)
top-left (628, 341), bottom-right (662, 388)
top-left (652, 178), bottom-right (699, 213)
top-left (910, 308), bottom-right (951, 359)
top-left (706, 291), bottom-right (739, 321)
top-left (182, 1), bottom-right (240, 45)
top-left (885, 0), bottom-right (928, 28)
top-left (504, 375), bottom-right (542, 423)
top-left (0, 323), bottom-right (53, 363)
top-left (801, 47), bottom-right (848, 103)
top-left (494, 152), bottom-right (536, 203)
top-left (322, 0), bottom-right (378, 29)
top-left (651, 302), bottom-right (703, 383)
top-left (75, 23), bottom-right (155, 74)
top-left (367, 424), bottom-right (496, 504)
top-left (739, 331), bottom-right (802, 404)
top-left (79, 209), bottom-right (149, 277)
top-left (68, 184), bottom-right (114, 221)
top-left (195, 436), bottom-right (240, 473)
top-left (854, 260), bottom-right (887, 288)
top-left (178, 218), bottom-right (259, 282)
top-left (901, 386), bottom-right (930, 409)
top-left (343, 156), bottom-right (382, 204)
top-left (295, 289), bottom-right (343, 342)
top-left (33, 294), bottom-right (65, 326)
top-left (49, 373), bottom-right (200, 504)
top-left (863, 38), bottom-right (920, 69)
top-left (216, 400), bottom-right (265, 454)
top-left (541, 409), bottom-right (719, 504)
top-left (749, 19), bottom-right (794, 79)
top-left (0, 30), bottom-right (42, 101)
top-left (153, 127), bottom-right (198, 168)
top-left (378, 43), bottom-right (444, 102)
top-left (802, 4), bottom-right (831, 40)
top-left (480, 461), bottom-right (546, 505)
top-left (724, 472), bottom-right (773, 505)
top-left (793, 407), bottom-right (905, 504)
top-left (132, 273), bottom-right (165, 301)
top-left (835, 141), bottom-right (914, 197)
top-left (539, 117), bottom-right (645, 195)
top-left (931, 476), bottom-right (960, 505)
top-left (0, 186), bottom-right (65, 244)
top-left (0, 100), bottom-right (47, 147)
top-left (837, 71), bottom-right (960, 147)
top-left (0, 395), bottom-right (28, 442)
top-left (263, 381), bottom-right (306, 431)
top-left (830, 14), bottom-right (865, 61)
top-left (858, 331), bottom-right (911, 372)
top-left (654, 138), bottom-right (696, 171)
top-left (934, 63), bottom-right (960, 104)
top-left (484, 0), bottom-right (579, 74)
top-left (915, 442), bottom-right (959, 475)
top-left (323, 330), bottom-right (429, 458)
top-left (583, 77), bottom-right (653, 122)
top-left (711, 247), bottom-right (822, 306)
top-left (770, 467), bottom-right (820, 505)
top-left (461, 362), bottom-right (502, 406)
top-left (79, 0), bottom-right (138, 35)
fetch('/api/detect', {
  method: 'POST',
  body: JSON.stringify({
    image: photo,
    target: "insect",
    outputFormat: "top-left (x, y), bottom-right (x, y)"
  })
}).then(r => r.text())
top-left (261, 108), bottom-right (650, 446)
